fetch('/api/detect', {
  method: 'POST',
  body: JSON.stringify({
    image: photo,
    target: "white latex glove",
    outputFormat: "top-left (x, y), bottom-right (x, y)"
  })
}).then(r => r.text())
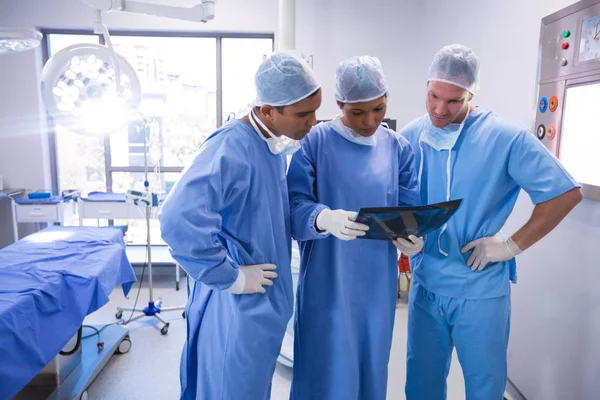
top-left (315, 209), bottom-right (369, 241)
top-left (393, 235), bottom-right (424, 256)
top-left (461, 234), bottom-right (522, 271)
top-left (226, 264), bottom-right (278, 294)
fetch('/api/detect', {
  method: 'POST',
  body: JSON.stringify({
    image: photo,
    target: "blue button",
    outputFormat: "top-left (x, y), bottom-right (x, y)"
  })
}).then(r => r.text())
top-left (539, 97), bottom-right (548, 113)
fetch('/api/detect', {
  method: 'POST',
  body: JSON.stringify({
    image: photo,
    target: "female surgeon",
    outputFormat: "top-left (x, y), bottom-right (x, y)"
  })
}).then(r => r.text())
top-left (286, 56), bottom-right (423, 399)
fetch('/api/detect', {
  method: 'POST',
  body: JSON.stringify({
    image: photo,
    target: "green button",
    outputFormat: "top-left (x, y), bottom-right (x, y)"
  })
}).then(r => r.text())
top-left (563, 30), bottom-right (570, 38)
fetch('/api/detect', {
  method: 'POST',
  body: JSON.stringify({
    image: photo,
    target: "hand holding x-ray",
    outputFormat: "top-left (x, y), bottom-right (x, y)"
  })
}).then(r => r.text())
top-left (316, 209), bottom-right (370, 240)
top-left (393, 235), bottom-right (424, 256)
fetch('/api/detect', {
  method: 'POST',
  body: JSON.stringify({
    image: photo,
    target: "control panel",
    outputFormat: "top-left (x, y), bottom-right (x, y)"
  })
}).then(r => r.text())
top-left (535, 81), bottom-right (565, 155)
top-left (534, 1), bottom-right (600, 201)
top-left (535, 1), bottom-right (600, 156)
top-left (539, 2), bottom-right (600, 82)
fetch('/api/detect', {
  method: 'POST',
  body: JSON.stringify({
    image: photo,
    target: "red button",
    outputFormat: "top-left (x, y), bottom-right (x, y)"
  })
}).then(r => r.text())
top-left (562, 42), bottom-right (569, 50)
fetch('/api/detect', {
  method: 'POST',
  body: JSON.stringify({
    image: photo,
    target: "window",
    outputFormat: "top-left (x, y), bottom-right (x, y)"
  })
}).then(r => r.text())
top-left (111, 172), bottom-right (181, 245)
top-left (108, 36), bottom-right (218, 169)
top-left (45, 31), bottom-right (273, 244)
top-left (222, 38), bottom-right (273, 119)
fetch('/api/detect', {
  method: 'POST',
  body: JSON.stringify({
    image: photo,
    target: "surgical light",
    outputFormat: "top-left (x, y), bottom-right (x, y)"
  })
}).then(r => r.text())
top-left (40, 0), bottom-right (217, 136)
top-left (40, 43), bottom-right (141, 136)
top-left (0, 28), bottom-right (42, 54)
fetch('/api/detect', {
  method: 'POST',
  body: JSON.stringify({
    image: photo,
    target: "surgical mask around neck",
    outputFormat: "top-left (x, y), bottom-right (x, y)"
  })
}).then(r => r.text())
top-left (331, 116), bottom-right (377, 146)
top-left (417, 107), bottom-right (470, 256)
top-left (249, 110), bottom-right (301, 155)
top-left (421, 107), bottom-right (470, 151)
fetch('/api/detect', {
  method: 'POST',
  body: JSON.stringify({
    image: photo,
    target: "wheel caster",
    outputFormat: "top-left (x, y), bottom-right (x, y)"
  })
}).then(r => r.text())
top-left (182, 311), bottom-right (186, 319)
top-left (79, 390), bottom-right (88, 400)
top-left (161, 324), bottom-right (169, 335)
top-left (115, 310), bottom-right (123, 319)
top-left (176, 282), bottom-right (180, 291)
top-left (116, 336), bottom-right (132, 354)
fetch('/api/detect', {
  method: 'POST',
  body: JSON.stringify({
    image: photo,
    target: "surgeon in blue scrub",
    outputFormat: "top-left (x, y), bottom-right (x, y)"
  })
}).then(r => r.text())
top-left (400, 44), bottom-right (583, 400)
top-left (159, 52), bottom-right (322, 400)
top-left (287, 56), bottom-right (422, 400)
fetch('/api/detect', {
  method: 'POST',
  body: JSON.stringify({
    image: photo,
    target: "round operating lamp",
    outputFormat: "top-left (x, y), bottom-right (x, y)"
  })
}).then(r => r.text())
top-left (40, 43), bottom-right (142, 136)
top-left (0, 28), bottom-right (42, 54)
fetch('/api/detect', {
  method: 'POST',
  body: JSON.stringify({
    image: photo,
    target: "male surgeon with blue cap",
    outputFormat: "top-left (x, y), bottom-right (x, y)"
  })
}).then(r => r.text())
top-left (159, 51), bottom-right (321, 400)
top-left (400, 44), bottom-right (582, 400)
top-left (287, 55), bottom-right (421, 399)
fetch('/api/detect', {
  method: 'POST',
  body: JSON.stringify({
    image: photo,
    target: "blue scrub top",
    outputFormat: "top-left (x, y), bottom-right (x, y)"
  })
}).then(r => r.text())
top-left (401, 108), bottom-right (579, 299)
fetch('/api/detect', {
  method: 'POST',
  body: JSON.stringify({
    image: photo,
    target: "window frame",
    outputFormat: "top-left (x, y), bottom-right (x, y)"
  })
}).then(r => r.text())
top-left (42, 29), bottom-right (274, 195)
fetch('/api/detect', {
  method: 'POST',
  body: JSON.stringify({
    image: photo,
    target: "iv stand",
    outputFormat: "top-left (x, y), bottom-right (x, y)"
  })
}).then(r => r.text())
top-left (115, 119), bottom-right (185, 335)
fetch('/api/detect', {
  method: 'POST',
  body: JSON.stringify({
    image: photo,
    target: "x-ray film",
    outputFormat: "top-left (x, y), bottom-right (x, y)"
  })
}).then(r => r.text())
top-left (355, 199), bottom-right (463, 240)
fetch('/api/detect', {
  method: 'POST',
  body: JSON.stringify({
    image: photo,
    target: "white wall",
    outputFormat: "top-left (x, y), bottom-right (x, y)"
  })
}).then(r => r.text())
top-left (422, 0), bottom-right (572, 128)
top-left (0, 33), bottom-right (53, 244)
top-left (0, 46), bottom-right (51, 191)
top-left (296, 0), bottom-right (428, 124)
top-left (422, 1), bottom-right (600, 399)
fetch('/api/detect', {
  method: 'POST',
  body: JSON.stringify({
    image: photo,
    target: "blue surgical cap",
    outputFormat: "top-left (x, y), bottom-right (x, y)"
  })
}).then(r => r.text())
top-left (255, 51), bottom-right (321, 107)
top-left (335, 56), bottom-right (388, 103)
top-left (428, 44), bottom-right (480, 94)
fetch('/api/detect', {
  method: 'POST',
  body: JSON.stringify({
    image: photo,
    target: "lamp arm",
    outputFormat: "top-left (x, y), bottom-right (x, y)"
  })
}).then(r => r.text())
top-left (92, 10), bottom-right (122, 90)
top-left (81, 0), bottom-right (215, 22)
top-left (123, 1), bottom-right (215, 23)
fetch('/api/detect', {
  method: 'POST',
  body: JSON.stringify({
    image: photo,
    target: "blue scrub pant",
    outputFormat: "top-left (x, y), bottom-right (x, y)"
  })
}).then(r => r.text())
top-left (405, 280), bottom-right (511, 400)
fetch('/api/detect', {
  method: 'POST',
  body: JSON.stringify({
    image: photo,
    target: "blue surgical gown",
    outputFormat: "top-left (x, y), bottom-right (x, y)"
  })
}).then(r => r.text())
top-left (159, 119), bottom-right (293, 400)
top-left (287, 122), bottom-right (420, 400)
top-left (400, 107), bottom-right (579, 400)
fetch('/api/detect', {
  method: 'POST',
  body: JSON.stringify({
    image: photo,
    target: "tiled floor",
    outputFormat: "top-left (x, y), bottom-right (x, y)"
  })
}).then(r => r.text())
top-left (83, 271), bottom-right (470, 399)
